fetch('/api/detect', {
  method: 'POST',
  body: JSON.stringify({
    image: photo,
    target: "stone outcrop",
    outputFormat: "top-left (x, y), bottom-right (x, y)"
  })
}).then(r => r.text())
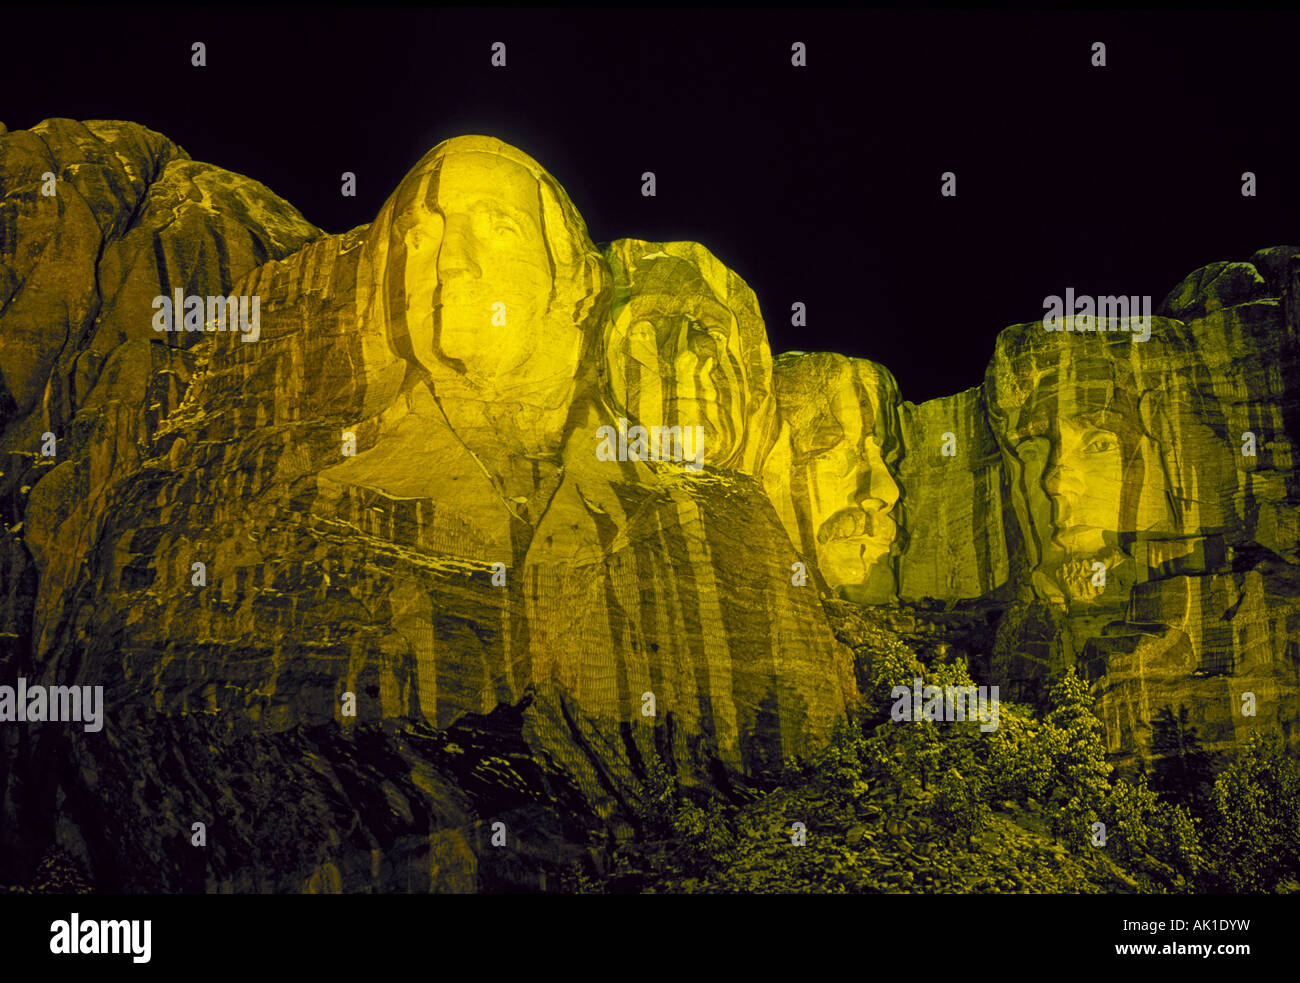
top-left (1, 118), bottom-right (1298, 891)
top-left (895, 385), bottom-right (1016, 605)
top-left (1, 128), bottom-right (856, 891)
top-left (0, 119), bottom-right (322, 666)
top-left (979, 275), bottom-right (1300, 756)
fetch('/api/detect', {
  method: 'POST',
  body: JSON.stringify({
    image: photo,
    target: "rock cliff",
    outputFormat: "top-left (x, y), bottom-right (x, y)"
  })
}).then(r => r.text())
top-left (1, 120), bottom-right (1297, 890)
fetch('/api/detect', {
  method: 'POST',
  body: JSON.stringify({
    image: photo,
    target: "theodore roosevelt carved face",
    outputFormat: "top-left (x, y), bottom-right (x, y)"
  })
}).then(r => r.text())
top-left (773, 352), bottom-right (902, 603)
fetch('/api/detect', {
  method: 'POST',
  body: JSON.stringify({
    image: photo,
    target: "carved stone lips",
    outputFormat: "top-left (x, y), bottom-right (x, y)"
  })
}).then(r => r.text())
top-left (1055, 524), bottom-right (1101, 547)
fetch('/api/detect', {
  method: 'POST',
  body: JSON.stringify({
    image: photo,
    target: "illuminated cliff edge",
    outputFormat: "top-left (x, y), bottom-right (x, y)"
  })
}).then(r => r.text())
top-left (0, 120), bottom-right (1297, 890)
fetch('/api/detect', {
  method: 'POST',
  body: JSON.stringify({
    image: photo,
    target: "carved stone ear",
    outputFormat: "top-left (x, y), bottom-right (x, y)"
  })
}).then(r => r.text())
top-left (537, 176), bottom-right (583, 271)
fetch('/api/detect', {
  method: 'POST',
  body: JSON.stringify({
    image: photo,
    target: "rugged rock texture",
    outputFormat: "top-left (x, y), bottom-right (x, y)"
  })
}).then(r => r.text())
top-left (0, 119), bottom-right (322, 663)
top-left (603, 238), bottom-right (783, 474)
top-left (1, 127), bottom-right (856, 892)
top-left (895, 386), bottom-right (1017, 604)
top-left (1, 119), bottom-right (1298, 891)
top-left (981, 275), bottom-right (1300, 759)
top-left (1082, 254), bottom-right (1300, 759)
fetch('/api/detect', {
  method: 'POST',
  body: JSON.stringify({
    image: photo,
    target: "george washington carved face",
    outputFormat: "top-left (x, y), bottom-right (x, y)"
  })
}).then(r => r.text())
top-left (366, 136), bottom-right (607, 406)
top-left (395, 151), bottom-right (554, 384)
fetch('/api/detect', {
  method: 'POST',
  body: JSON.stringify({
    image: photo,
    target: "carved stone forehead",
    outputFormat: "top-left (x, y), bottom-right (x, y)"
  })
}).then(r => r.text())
top-left (774, 352), bottom-right (900, 459)
top-left (608, 240), bottom-right (767, 360)
top-left (380, 136), bottom-right (595, 264)
top-left (391, 148), bottom-right (539, 232)
top-left (988, 324), bottom-right (1201, 443)
top-left (621, 256), bottom-right (732, 326)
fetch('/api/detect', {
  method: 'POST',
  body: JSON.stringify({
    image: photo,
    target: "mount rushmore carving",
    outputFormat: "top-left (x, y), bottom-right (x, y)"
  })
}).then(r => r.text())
top-left (1, 119), bottom-right (1297, 890)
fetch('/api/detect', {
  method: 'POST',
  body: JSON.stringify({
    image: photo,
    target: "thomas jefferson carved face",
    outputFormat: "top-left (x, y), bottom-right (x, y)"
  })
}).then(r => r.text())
top-left (603, 241), bottom-right (777, 471)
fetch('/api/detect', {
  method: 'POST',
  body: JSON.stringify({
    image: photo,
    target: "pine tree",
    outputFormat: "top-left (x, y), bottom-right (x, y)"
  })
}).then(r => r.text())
top-left (1043, 668), bottom-right (1111, 849)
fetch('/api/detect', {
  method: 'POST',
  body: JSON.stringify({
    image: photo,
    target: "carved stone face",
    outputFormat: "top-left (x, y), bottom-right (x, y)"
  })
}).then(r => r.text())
top-left (366, 137), bottom-right (605, 418)
top-left (395, 151), bottom-right (558, 387)
top-left (1014, 415), bottom-right (1126, 557)
top-left (988, 334), bottom-right (1188, 604)
top-left (603, 241), bottom-right (777, 472)
top-left (774, 353), bottom-right (901, 602)
top-left (1007, 410), bottom-right (1134, 602)
top-left (619, 285), bottom-right (739, 458)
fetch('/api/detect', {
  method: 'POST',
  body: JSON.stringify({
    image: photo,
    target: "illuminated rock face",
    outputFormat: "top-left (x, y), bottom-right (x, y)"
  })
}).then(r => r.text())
top-left (983, 274), bottom-right (1300, 758)
top-left (0, 127), bottom-right (856, 890)
top-left (895, 386), bottom-right (1015, 603)
top-left (318, 137), bottom-right (611, 562)
top-left (3, 119), bottom-right (1300, 891)
top-left (0, 118), bottom-right (321, 661)
top-left (357, 137), bottom-right (607, 462)
top-left (770, 352), bottom-right (902, 604)
top-left (1078, 259), bottom-right (1300, 760)
top-left (603, 239), bottom-right (781, 473)
top-left (985, 321), bottom-right (1218, 610)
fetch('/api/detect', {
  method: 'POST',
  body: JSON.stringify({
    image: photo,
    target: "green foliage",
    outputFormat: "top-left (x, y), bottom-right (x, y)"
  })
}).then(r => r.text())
top-left (670, 796), bottom-right (736, 869)
top-left (985, 701), bottom-right (1056, 803)
top-left (861, 638), bottom-right (925, 724)
top-left (1042, 668), bottom-right (1112, 845)
top-left (927, 658), bottom-right (977, 689)
top-left (1106, 775), bottom-right (1161, 860)
top-left (925, 661), bottom-right (986, 772)
top-left (1152, 798), bottom-right (1205, 884)
top-left (1104, 771), bottom-right (1205, 884)
top-left (895, 718), bottom-right (944, 792)
top-left (583, 624), bottom-right (1295, 895)
top-left (859, 728), bottom-right (907, 802)
top-left (639, 755), bottom-right (680, 838)
top-left (1204, 732), bottom-right (1300, 892)
top-left (928, 766), bottom-right (990, 846)
top-left (808, 718), bottom-right (873, 806)
top-left (1049, 792), bottom-right (1100, 850)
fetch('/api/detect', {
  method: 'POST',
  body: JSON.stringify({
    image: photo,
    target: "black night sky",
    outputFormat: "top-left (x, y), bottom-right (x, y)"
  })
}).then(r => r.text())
top-left (5, 7), bottom-right (1298, 401)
